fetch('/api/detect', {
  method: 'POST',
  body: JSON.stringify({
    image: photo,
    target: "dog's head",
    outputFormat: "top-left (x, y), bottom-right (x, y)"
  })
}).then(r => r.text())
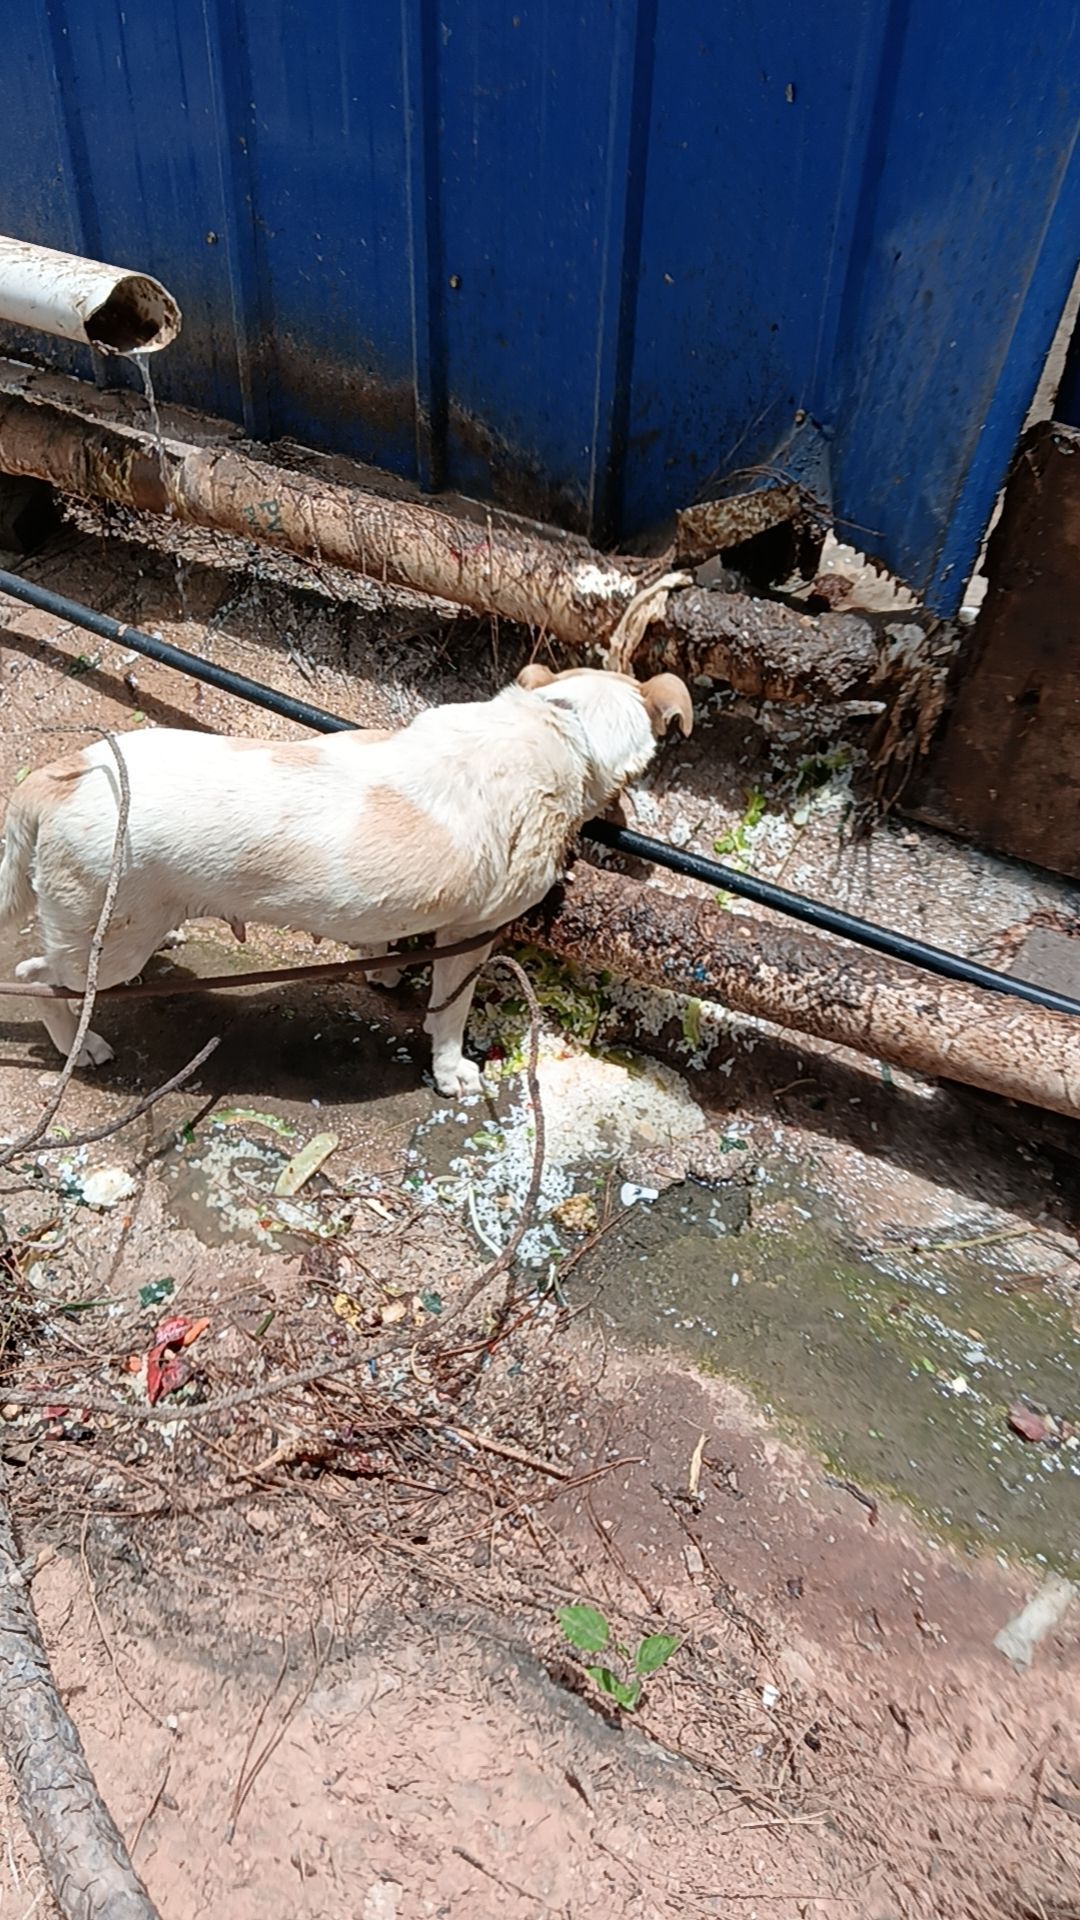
top-left (516, 664), bottom-right (693, 811)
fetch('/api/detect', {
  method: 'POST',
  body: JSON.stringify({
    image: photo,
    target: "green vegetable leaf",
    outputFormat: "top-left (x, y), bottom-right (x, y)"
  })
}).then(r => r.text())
top-left (586, 1666), bottom-right (641, 1711)
top-left (635, 1632), bottom-right (679, 1675)
top-left (557, 1604), bottom-right (609, 1653)
top-left (743, 787), bottom-right (766, 830)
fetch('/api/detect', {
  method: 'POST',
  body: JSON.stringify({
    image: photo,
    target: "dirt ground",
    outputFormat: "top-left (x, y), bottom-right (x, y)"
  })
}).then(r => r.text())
top-left (0, 507), bottom-right (1078, 1920)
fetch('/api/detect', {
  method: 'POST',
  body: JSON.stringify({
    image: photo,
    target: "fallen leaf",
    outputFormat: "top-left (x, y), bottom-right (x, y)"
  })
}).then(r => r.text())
top-left (274, 1131), bottom-right (339, 1197)
top-left (144, 1316), bottom-right (209, 1404)
top-left (147, 1348), bottom-right (192, 1406)
top-left (1007, 1401), bottom-right (1050, 1444)
top-left (332, 1291), bottom-right (364, 1331)
top-left (154, 1315), bottom-right (209, 1351)
top-left (145, 1349), bottom-right (165, 1404)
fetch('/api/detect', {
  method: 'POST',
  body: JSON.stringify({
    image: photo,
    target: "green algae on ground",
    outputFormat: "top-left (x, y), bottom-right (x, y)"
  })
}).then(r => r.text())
top-left (577, 1182), bottom-right (1080, 1577)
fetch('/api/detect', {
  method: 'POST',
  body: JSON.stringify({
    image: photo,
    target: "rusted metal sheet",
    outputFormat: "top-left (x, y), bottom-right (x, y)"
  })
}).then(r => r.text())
top-left (4, 1), bottom-right (1080, 605)
top-left (910, 422), bottom-right (1080, 880)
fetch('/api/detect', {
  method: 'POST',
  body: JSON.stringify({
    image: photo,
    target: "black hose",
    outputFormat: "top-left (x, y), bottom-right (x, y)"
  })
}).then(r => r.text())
top-left (584, 820), bottom-right (1080, 1018)
top-left (0, 569), bottom-right (354, 736)
top-left (2, 565), bottom-right (1078, 1020)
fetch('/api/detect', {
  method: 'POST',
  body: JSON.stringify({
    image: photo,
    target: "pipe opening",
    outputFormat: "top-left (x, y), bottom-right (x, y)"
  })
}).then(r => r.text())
top-left (84, 273), bottom-right (181, 355)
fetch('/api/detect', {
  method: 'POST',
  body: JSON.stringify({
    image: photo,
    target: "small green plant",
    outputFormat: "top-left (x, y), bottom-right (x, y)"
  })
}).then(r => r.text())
top-left (556, 1604), bottom-right (679, 1712)
top-left (64, 651), bottom-right (101, 677)
top-left (794, 747), bottom-right (850, 799)
top-left (713, 786), bottom-right (769, 905)
top-left (713, 785), bottom-right (767, 863)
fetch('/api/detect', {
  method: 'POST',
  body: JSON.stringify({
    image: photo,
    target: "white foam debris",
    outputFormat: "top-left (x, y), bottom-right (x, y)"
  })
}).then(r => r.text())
top-left (79, 1166), bottom-right (137, 1210)
top-left (620, 1181), bottom-right (659, 1208)
top-left (993, 1574), bottom-right (1076, 1670)
top-left (413, 1040), bottom-right (706, 1267)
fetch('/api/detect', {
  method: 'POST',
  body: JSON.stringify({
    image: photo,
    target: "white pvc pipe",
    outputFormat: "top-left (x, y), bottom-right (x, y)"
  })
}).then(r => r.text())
top-left (0, 236), bottom-right (180, 354)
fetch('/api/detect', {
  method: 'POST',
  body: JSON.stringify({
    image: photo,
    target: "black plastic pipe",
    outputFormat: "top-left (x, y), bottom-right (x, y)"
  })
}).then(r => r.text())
top-left (2, 565), bottom-right (1078, 1020)
top-left (0, 568), bottom-right (354, 735)
top-left (583, 819), bottom-right (1080, 1018)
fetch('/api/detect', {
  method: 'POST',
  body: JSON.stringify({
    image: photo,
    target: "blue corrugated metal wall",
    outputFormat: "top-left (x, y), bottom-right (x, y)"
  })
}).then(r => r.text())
top-left (1, 1), bottom-right (1078, 614)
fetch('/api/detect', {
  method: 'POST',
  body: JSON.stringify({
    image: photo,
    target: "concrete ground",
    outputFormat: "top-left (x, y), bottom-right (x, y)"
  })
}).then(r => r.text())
top-left (0, 508), bottom-right (1077, 1920)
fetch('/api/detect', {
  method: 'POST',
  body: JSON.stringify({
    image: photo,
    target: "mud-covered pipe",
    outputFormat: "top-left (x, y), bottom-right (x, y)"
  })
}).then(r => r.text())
top-left (0, 239), bottom-right (180, 355)
top-left (0, 365), bottom-right (923, 692)
top-left (515, 865), bottom-right (1080, 1121)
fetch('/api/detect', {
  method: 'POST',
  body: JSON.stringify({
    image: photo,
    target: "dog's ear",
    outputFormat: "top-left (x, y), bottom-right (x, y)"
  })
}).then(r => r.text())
top-left (517, 663), bottom-right (555, 689)
top-left (642, 673), bottom-right (694, 737)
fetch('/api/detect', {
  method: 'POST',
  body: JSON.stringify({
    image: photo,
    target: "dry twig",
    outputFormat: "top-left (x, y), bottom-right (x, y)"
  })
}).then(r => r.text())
top-left (0, 1466), bottom-right (162, 1919)
top-left (2, 954), bottom-right (547, 1430)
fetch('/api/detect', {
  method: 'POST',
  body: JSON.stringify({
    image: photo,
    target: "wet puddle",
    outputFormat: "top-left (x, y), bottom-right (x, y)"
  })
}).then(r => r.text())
top-left (575, 1181), bottom-right (1079, 1575)
top-left (158, 961), bottom-right (1079, 1579)
top-left (407, 1044), bottom-right (710, 1268)
top-left (165, 1120), bottom-right (333, 1250)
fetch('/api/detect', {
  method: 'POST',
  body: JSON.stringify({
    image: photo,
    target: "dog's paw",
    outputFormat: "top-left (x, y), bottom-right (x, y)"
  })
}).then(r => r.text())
top-left (14, 956), bottom-right (49, 981)
top-left (76, 1030), bottom-right (115, 1069)
top-left (434, 1056), bottom-right (483, 1098)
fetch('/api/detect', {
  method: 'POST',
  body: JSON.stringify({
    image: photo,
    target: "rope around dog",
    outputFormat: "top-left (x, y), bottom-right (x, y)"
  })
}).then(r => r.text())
top-left (0, 926), bottom-right (510, 1005)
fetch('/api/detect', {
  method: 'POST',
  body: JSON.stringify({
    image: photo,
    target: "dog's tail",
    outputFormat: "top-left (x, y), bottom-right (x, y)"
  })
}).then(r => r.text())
top-left (0, 783), bottom-right (39, 930)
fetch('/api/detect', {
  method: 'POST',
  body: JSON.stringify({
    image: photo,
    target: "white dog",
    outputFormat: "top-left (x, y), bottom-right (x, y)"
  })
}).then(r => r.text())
top-left (0, 665), bottom-right (692, 1095)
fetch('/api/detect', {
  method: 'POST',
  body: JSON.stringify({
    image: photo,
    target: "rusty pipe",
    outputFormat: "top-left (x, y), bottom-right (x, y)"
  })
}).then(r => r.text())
top-left (515, 865), bottom-right (1080, 1121)
top-left (0, 238), bottom-right (180, 355)
top-left (0, 362), bottom-right (928, 694)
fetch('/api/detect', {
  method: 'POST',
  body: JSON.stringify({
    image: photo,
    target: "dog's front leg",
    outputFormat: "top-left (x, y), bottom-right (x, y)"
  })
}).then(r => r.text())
top-left (424, 929), bottom-right (494, 1098)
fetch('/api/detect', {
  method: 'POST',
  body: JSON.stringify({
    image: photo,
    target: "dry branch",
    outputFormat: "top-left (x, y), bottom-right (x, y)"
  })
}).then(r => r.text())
top-left (1, 956), bottom-right (548, 1428)
top-left (0, 367), bottom-right (932, 704)
top-left (514, 864), bottom-right (1080, 1120)
top-left (646, 586), bottom-right (913, 705)
top-left (0, 1472), bottom-right (161, 1919)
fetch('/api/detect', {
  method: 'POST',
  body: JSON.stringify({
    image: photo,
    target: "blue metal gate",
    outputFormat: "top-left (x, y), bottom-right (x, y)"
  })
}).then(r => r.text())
top-left (1, 1), bottom-right (1078, 614)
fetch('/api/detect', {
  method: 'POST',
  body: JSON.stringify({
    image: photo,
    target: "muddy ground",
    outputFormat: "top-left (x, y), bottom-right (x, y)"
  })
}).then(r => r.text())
top-left (0, 502), bottom-right (1078, 1920)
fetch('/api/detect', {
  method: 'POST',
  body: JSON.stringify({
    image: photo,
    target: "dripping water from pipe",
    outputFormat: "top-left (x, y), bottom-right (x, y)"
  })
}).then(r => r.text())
top-left (132, 351), bottom-right (190, 624)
